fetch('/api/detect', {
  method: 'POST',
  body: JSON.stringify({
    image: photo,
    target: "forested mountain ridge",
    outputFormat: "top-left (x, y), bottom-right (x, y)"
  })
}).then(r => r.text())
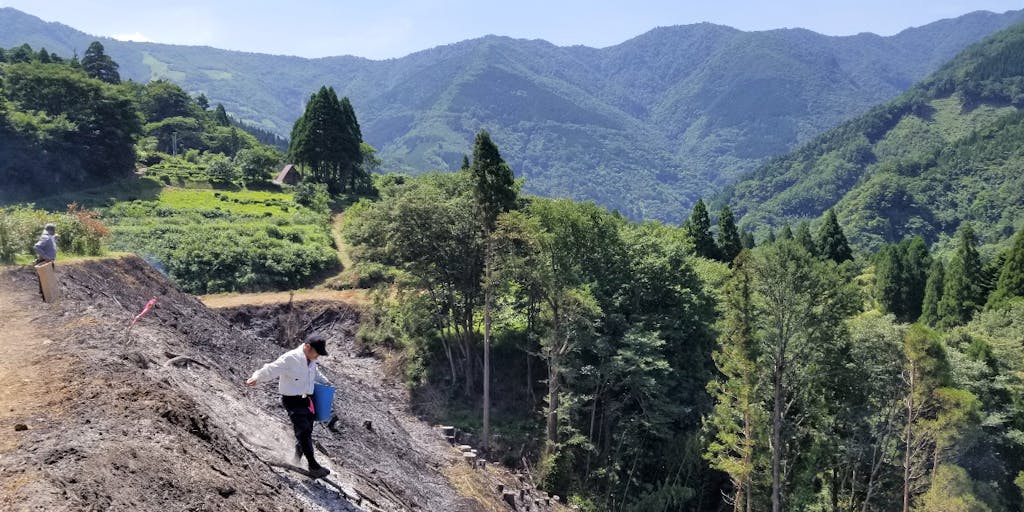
top-left (723, 20), bottom-right (1024, 251)
top-left (2, 7), bottom-right (1023, 221)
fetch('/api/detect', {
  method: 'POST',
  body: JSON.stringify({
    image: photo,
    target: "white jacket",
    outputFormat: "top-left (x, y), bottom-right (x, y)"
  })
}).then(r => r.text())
top-left (250, 345), bottom-right (330, 396)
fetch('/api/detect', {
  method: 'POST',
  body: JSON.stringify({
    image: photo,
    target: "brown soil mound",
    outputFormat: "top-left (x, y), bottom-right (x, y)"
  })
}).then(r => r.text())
top-left (0, 257), bottom-right (530, 511)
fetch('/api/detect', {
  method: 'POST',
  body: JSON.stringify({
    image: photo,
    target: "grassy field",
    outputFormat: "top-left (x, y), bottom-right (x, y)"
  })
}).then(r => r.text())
top-left (101, 183), bottom-right (337, 294)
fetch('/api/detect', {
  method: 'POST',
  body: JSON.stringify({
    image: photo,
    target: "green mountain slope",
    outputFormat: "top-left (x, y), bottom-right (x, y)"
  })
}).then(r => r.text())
top-left (2, 7), bottom-right (1022, 221)
top-left (724, 22), bottom-right (1024, 251)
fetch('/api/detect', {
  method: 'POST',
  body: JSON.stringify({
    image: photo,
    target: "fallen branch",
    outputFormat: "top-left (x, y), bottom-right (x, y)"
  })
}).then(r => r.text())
top-left (163, 355), bottom-right (211, 369)
top-left (266, 462), bottom-right (383, 511)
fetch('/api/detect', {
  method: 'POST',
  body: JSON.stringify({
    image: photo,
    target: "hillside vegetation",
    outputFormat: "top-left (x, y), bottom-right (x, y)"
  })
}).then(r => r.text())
top-left (724, 21), bottom-right (1024, 251)
top-left (2, 7), bottom-right (1023, 221)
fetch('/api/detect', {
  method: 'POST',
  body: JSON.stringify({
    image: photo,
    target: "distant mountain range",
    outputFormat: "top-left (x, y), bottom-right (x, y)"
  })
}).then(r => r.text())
top-left (2, 7), bottom-right (1022, 221)
top-left (723, 21), bottom-right (1024, 251)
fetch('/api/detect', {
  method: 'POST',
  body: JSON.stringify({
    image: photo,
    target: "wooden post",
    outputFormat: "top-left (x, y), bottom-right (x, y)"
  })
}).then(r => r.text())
top-left (35, 262), bottom-right (60, 304)
top-left (501, 491), bottom-right (517, 510)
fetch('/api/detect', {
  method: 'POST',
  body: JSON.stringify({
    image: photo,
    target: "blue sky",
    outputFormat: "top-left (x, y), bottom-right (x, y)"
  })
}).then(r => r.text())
top-left (1, 1), bottom-right (1021, 59)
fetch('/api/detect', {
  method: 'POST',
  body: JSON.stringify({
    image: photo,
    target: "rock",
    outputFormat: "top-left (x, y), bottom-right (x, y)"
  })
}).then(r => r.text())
top-left (217, 486), bottom-right (236, 498)
top-left (13, 423), bottom-right (28, 432)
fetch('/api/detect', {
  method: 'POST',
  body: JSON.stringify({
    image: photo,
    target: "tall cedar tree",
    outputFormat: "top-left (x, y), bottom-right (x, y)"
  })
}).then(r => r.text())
top-left (469, 130), bottom-right (516, 452)
top-left (288, 87), bottom-right (364, 194)
top-left (213, 104), bottom-right (230, 126)
top-left (469, 130), bottom-right (517, 229)
top-left (875, 237), bottom-right (932, 323)
top-left (337, 97), bottom-right (365, 191)
top-left (937, 224), bottom-right (984, 329)
top-left (987, 227), bottom-right (1024, 308)
top-left (875, 244), bottom-right (907, 319)
top-left (717, 205), bottom-right (743, 263)
top-left (685, 199), bottom-right (719, 260)
top-left (920, 260), bottom-right (945, 326)
top-left (777, 224), bottom-right (793, 241)
top-left (741, 230), bottom-right (756, 250)
top-left (80, 41), bottom-right (120, 84)
top-left (817, 209), bottom-right (852, 263)
top-left (794, 221), bottom-right (817, 256)
top-left (705, 250), bottom-right (763, 512)
top-left (902, 237), bottom-right (932, 321)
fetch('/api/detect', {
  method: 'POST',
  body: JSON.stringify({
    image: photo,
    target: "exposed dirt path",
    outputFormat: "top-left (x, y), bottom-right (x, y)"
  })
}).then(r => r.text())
top-left (0, 271), bottom-right (73, 503)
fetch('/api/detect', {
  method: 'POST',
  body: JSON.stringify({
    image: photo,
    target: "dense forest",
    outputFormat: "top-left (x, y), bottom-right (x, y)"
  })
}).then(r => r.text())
top-left (340, 138), bottom-right (1024, 509)
top-left (724, 22), bottom-right (1024, 252)
top-left (2, 15), bottom-right (1024, 512)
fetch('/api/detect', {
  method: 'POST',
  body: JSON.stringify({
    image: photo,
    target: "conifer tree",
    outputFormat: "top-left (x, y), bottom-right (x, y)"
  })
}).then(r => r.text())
top-left (81, 41), bottom-right (120, 84)
top-left (685, 199), bottom-right (719, 260)
top-left (288, 86), bottom-right (364, 194)
top-left (937, 224), bottom-right (984, 329)
top-left (778, 224), bottom-right (793, 241)
top-left (337, 97), bottom-right (366, 190)
top-left (717, 205), bottom-right (743, 263)
top-left (795, 221), bottom-right (817, 256)
top-left (213, 104), bottom-right (230, 126)
top-left (986, 228), bottom-right (1024, 309)
top-left (920, 260), bottom-right (945, 326)
top-left (706, 251), bottom-right (764, 512)
top-left (468, 130), bottom-right (517, 230)
top-left (903, 237), bottom-right (932, 321)
top-left (817, 209), bottom-right (852, 263)
top-left (741, 230), bottom-right (756, 250)
top-left (875, 244), bottom-right (907, 319)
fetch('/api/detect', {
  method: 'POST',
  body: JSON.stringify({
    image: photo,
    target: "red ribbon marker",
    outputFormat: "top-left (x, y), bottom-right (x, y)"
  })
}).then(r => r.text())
top-left (131, 297), bottom-right (158, 327)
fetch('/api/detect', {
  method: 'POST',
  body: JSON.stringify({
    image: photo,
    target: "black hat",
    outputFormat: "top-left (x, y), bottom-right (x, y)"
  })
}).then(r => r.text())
top-left (306, 334), bottom-right (328, 356)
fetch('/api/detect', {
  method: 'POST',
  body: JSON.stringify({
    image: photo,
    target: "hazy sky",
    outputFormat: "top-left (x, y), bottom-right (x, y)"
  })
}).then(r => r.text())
top-left (1, 1), bottom-right (1021, 59)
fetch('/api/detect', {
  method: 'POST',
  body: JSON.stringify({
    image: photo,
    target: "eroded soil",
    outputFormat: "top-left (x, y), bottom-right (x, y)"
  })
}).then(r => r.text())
top-left (0, 257), bottom-right (533, 511)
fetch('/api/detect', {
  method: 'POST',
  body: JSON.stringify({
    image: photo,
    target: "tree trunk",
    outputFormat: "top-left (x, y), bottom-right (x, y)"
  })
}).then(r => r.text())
top-left (902, 365), bottom-right (915, 512)
top-left (744, 409), bottom-right (753, 512)
top-left (544, 353), bottom-right (560, 457)
top-left (771, 339), bottom-right (786, 512)
top-left (482, 284), bottom-right (491, 452)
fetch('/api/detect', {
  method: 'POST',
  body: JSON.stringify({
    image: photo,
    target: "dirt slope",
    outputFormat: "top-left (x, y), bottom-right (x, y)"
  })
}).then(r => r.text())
top-left (0, 257), bottom-right (537, 511)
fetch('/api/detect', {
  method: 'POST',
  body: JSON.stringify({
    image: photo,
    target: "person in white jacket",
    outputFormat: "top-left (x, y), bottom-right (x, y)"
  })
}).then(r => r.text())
top-left (247, 333), bottom-right (332, 478)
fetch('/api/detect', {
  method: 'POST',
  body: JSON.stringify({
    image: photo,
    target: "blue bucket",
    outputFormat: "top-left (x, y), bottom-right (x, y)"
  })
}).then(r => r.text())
top-left (313, 383), bottom-right (335, 422)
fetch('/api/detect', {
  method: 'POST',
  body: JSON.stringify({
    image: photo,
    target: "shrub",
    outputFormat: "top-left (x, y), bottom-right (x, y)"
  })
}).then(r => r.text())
top-left (293, 181), bottom-right (330, 213)
top-left (0, 204), bottom-right (110, 262)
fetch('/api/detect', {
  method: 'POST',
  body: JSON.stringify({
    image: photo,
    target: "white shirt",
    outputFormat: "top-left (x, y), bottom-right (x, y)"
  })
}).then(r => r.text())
top-left (250, 345), bottom-right (329, 396)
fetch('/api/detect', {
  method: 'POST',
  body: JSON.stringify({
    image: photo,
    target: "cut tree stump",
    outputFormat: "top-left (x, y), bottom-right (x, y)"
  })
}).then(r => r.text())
top-left (502, 490), bottom-right (518, 510)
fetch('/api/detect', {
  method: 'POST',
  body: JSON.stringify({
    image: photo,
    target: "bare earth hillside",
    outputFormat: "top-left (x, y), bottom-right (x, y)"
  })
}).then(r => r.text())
top-left (0, 257), bottom-right (553, 511)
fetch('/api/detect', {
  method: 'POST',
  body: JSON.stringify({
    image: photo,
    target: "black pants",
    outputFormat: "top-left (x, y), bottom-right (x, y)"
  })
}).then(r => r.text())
top-left (281, 395), bottom-right (321, 471)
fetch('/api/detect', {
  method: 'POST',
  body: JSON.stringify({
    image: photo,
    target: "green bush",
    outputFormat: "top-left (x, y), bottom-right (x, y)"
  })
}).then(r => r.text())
top-left (0, 204), bottom-right (110, 263)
